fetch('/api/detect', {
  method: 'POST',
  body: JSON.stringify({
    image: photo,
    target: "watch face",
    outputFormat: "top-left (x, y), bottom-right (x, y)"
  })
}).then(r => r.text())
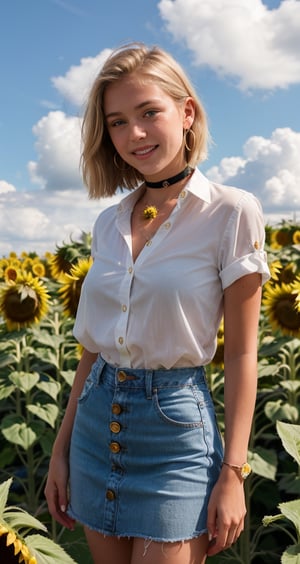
top-left (241, 462), bottom-right (252, 479)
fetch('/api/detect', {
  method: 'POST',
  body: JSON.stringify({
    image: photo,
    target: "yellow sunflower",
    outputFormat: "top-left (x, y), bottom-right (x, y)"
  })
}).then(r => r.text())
top-left (59, 257), bottom-right (92, 317)
top-left (0, 478), bottom-right (75, 564)
top-left (4, 266), bottom-right (19, 282)
top-left (262, 282), bottom-right (300, 337)
top-left (0, 524), bottom-right (37, 563)
top-left (32, 261), bottom-right (46, 277)
top-left (268, 260), bottom-right (283, 283)
top-left (211, 319), bottom-right (224, 368)
top-left (293, 279), bottom-right (300, 313)
top-left (49, 244), bottom-right (75, 280)
top-left (292, 230), bottom-right (300, 245)
top-left (277, 263), bottom-right (298, 285)
top-left (21, 257), bottom-right (34, 271)
top-left (0, 272), bottom-right (49, 330)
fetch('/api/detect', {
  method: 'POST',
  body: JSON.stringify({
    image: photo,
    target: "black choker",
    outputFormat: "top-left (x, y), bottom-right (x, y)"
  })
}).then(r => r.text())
top-left (145, 166), bottom-right (192, 189)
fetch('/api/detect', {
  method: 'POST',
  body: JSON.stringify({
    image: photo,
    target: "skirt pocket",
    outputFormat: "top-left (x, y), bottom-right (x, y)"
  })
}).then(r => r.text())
top-left (153, 384), bottom-right (203, 428)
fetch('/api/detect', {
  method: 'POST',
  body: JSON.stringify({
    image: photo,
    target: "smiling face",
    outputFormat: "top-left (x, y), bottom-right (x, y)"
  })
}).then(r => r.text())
top-left (104, 74), bottom-right (195, 182)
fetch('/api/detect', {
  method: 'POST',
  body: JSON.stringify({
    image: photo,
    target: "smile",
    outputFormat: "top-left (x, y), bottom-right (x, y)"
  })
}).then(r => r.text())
top-left (133, 145), bottom-right (158, 157)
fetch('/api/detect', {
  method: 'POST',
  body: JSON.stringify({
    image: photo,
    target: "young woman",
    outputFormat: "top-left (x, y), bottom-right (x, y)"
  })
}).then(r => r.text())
top-left (45, 43), bottom-right (270, 564)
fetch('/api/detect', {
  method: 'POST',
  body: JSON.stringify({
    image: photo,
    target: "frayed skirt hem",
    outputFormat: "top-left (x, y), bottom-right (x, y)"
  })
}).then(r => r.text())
top-left (67, 509), bottom-right (208, 543)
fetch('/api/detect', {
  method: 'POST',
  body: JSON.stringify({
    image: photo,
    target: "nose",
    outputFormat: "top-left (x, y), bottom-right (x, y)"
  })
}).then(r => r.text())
top-left (129, 122), bottom-right (146, 141)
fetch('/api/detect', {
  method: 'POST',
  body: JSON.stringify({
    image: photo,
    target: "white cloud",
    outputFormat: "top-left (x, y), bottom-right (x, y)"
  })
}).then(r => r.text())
top-left (0, 188), bottom-right (124, 257)
top-left (0, 180), bottom-right (16, 194)
top-left (158, 0), bottom-right (300, 90)
top-left (205, 127), bottom-right (300, 212)
top-left (51, 48), bottom-right (112, 107)
top-left (28, 111), bottom-right (82, 190)
top-left (29, 48), bottom-right (113, 192)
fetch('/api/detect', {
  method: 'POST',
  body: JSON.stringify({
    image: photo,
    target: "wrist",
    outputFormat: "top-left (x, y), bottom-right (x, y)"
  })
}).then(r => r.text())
top-left (222, 460), bottom-right (252, 480)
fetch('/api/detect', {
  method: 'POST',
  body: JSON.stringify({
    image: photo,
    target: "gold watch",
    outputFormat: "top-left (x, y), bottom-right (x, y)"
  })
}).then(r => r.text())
top-left (222, 461), bottom-right (252, 480)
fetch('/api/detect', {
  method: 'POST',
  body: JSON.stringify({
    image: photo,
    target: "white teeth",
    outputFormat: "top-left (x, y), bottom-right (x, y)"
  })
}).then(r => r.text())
top-left (134, 147), bottom-right (154, 155)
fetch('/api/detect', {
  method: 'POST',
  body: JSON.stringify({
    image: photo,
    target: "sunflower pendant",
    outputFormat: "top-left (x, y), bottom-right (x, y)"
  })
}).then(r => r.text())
top-left (143, 205), bottom-right (158, 220)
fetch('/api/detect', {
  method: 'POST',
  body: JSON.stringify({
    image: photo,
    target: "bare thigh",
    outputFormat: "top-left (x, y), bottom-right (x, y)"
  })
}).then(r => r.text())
top-left (84, 527), bottom-right (133, 564)
top-left (131, 534), bottom-right (209, 564)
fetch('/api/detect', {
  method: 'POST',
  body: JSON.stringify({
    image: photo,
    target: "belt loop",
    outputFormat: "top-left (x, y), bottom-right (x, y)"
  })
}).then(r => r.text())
top-left (97, 354), bottom-right (106, 384)
top-left (145, 370), bottom-right (153, 400)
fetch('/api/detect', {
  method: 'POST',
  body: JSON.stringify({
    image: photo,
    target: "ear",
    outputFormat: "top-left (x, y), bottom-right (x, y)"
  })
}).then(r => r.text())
top-left (183, 97), bottom-right (195, 129)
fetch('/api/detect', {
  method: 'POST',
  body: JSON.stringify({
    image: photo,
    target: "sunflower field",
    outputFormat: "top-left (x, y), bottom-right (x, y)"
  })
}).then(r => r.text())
top-left (0, 223), bottom-right (299, 564)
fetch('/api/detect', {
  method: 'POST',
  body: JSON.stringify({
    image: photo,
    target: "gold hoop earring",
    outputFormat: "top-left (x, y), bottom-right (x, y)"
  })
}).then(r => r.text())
top-left (184, 129), bottom-right (196, 152)
top-left (113, 152), bottom-right (129, 171)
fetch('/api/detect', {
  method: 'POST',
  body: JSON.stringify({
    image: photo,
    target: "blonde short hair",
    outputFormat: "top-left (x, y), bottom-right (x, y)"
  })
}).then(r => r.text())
top-left (81, 42), bottom-right (209, 198)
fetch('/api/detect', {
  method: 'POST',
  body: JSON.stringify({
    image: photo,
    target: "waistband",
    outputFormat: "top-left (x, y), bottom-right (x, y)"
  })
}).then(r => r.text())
top-left (94, 355), bottom-right (206, 399)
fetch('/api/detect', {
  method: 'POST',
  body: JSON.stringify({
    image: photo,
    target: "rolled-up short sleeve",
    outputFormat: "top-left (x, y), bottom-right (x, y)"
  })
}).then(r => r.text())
top-left (219, 192), bottom-right (270, 290)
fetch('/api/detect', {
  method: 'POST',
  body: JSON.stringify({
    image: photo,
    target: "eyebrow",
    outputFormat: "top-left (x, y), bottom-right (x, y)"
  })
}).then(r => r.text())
top-left (105, 99), bottom-right (160, 119)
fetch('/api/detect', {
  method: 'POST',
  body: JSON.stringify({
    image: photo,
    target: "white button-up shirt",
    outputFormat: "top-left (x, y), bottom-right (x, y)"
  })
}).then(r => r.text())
top-left (73, 168), bottom-right (270, 369)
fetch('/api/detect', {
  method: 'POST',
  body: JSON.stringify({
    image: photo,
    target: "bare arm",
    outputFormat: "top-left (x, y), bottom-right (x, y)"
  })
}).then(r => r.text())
top-left (207, 272), bottom-right (262, 556)
top-left (44, 349), bottom-right (98, 529)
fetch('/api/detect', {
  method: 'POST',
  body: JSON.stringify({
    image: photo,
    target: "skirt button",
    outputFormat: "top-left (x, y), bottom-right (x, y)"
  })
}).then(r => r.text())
top-left (110, 441), bottom-right (121, 453)
top-left (112, 403), bottom-right (122, 415)
top-left (118, 371), bottom-right (127, 382)
top-left (106, 489), bottom-right (116, 501)
top-left (110, 422), bottom-right (121, 433)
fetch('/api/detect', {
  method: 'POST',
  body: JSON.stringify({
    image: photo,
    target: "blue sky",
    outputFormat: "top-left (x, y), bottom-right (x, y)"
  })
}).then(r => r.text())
top-left (1, 0), bottom-right (300, 255)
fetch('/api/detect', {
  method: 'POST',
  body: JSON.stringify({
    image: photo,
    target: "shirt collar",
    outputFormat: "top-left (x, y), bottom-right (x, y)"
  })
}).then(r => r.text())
top-left (117, 167), bottom-right (211, 216)
top-left (185, 167), bottom-right (211, 203)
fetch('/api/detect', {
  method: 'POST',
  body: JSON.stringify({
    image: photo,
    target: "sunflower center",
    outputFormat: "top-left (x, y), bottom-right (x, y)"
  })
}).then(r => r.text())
top-left (0, 534), bottom-right (20, 563)
top-left (5, 291), bottom-right (38, 322)
top-left (275, 296), bottom-right (300, 330)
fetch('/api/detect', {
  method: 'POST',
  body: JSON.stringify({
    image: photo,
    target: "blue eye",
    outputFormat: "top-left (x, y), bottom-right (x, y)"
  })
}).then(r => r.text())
top-left (111, 119), bottom-right (125, 127)
top-left (145, 110), bottom-right (158, 118)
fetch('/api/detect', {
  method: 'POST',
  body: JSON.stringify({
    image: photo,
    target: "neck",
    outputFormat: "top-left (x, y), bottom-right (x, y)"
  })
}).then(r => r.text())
top-left (144, 165), bottom-right (192, 189)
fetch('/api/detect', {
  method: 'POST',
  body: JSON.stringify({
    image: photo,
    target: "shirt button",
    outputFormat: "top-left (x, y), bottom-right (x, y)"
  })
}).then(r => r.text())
top-left (112, 403), bottom-right (123, 415)
top-left (128, 266), bottom-right (133, 274)
top-left (164, 222), bottom-right (171, 229)
top-left (106, 489), bottom-right (116, 501)
top-left (180, 190), bottom-right (186, 198)
top-left (145, 240), bottom-right (152, 246)
top-left (122, 304), bottom-right (127, 312)
top-left (118, 337), bottom-right (124, 345)
top-left (110, 421), bottom-right (121, 433)
top-left (110, 441), bottom-right (121, 453)
top-left (118, 370), bottom-right (127, 382)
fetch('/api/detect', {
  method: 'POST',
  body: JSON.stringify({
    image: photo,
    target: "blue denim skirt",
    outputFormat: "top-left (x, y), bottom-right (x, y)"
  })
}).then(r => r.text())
top-left (68, 355), bottom-right (223, 542)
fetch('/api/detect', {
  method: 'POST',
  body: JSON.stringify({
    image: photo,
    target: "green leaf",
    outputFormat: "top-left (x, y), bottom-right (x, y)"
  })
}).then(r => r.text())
top-left (40, 430), bottom-right (54, 456)
top-left (24, 533), bottom-right (77, 563)
top-left (27, 403), bottom-right (59, 429)
top-left (31, 330), bottom-right (65, 349)
top-left (9, 371), bottom-right (40, 392)
top-left (282, 544), bottom-right (300, 563)
top-left (60, 370), bottom-right (75, 386)
top-left (0, 478), bottom-right (12, 516)
top-left (277, 421), bottom-right (300, 466)
top-left (3, 508), bottom-right (47, 533)
top-left (0, 444), bottom-right (16, 468)
top-left (258, 361), bottom-right (282, 378)
top-left (265, 400), bottom-right (299, 423)
top-left (36, 379), bottom-right (61, 400)
top-left (279, 499), bottom-right (300, 537)
top-left (249, 447), bottom-right (277, 480)
top-left (281, 381), bottom-right (300, 393)
top-left (0, 382), bottom-right (16, 400)
top-left (1, 415), bottom-right (44, 449)
top-left (279, 474), bottom-right (300, 495)
top-left (0, 352), bottom-right (16, 368)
